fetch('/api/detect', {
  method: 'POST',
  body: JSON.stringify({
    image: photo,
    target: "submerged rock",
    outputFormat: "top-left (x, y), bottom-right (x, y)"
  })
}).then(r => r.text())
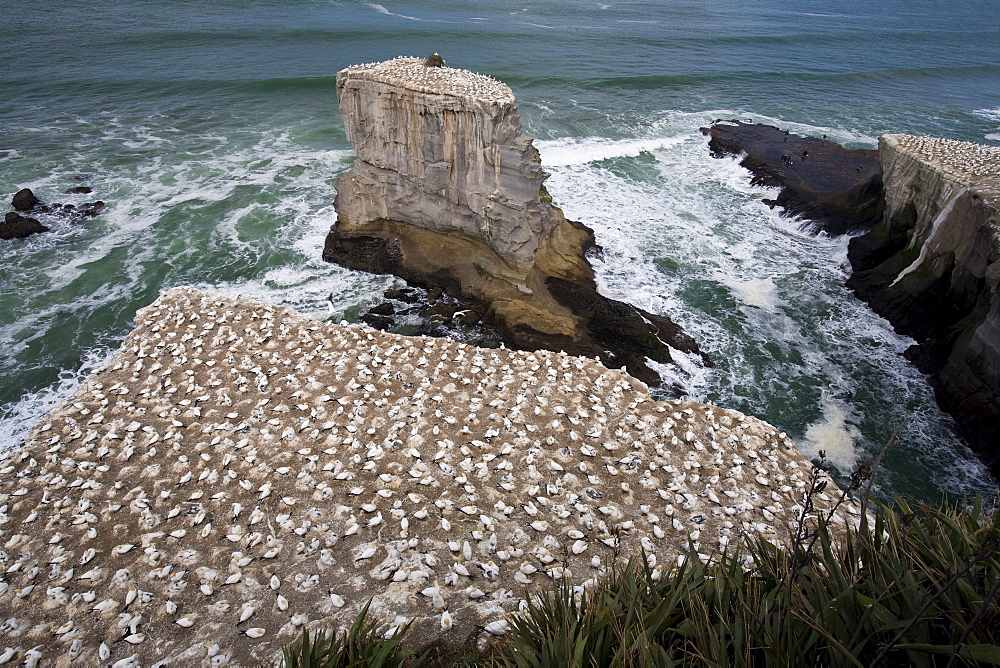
top-left (847, 134), bottom-right (1000, 476)
top-left (324, 57), bottom-right (708, 388)
top-left (702, 121), bottom-right (882, 236)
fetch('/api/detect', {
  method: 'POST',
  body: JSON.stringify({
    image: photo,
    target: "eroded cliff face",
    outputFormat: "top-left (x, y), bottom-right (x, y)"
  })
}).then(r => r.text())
top-left (334, 59), bottom-right (556, 266)
top-left (324, 58), bottom-right (705, 387)
top-left (848, 134), bottom-right (1000, 474)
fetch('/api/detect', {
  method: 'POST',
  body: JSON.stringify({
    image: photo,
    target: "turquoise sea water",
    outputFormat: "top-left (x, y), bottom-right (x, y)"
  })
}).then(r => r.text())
top-left (2, 0), bottom-right (999, 501)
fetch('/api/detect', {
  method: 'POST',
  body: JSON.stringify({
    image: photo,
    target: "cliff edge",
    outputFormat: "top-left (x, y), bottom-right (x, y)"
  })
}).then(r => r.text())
top-left (323, 57), bottom-right (706, 387)
top-left (847, 134), bottom-right (1000, 475)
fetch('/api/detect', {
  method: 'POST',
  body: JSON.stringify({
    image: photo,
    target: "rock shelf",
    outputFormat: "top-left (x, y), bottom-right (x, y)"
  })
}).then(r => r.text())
top-left (0, 287), bottom-right (856, 665)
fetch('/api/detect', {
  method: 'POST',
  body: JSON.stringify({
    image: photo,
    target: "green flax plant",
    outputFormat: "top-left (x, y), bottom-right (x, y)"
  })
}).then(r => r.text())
top-left (283, 599), bottom-right (422, 668)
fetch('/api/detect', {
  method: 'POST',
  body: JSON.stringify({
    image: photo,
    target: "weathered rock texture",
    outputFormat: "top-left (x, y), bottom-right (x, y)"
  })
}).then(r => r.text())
top-left (848, 134), bottom-right (1000, 475)
top-left (324, 58), bottom-right (705, 387)
top-left (0, 287), bottom-right (856, 665)
top-left (703, 121), bottom-right (882, 236)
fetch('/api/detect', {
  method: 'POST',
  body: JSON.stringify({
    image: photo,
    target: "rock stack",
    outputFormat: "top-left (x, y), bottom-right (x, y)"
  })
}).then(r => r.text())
top-left (324, 57), bottom-right (707, 388)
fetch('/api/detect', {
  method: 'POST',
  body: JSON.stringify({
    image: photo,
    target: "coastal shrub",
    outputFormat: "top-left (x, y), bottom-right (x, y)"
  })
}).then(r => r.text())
top-left (283, 599), bottom-right (421, 667)
top-left (284, 498), bottom-right (999, 667)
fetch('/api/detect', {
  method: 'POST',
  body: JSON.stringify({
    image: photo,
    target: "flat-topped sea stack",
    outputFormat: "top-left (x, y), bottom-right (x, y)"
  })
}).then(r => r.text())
top-left (848, 134), bottom-right (1000, 475)
top-left (324, 57), bottom-right (705, 387)
top-left (702, 121), bottom-right (882, 236)
top-left (0, 287), bottom-right (857, 665)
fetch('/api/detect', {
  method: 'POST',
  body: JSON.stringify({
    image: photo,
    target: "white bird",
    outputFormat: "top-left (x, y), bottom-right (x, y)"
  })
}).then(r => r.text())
top-left (239, 600), bottom-right (260, 623)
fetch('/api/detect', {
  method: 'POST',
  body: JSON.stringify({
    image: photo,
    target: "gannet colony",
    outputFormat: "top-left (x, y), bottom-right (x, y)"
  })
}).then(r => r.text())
top-left (341, 57), bottom-right (516, 105)
top-left (885, 134), bottom-right (1000, 183)
top-left (0, 287), bottom-right (860, 665)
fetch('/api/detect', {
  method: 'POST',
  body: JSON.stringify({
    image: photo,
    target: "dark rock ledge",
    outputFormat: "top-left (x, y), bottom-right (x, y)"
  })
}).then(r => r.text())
top-left (701, 121), bottom-right (882, 236)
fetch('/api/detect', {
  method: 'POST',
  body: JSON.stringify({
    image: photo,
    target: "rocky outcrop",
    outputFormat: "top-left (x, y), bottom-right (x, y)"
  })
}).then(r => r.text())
top-left (324, 58), bottom-right (706, 388)
top-left (3, 187), bottom-right (107, 241)
top-left (0, 287), bottom-right (855, 665)
top-left (702, 121), bottom-right (882, 236)
top-left (847, 134), bottom-right (1000, 476)
top-left (11, 188), bottom-right (38, 212)
top-left (1, 211), bottom-right (48, 240)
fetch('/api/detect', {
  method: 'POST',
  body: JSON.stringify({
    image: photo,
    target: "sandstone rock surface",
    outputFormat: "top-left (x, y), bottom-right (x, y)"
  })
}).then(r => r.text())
top-left (848, 134), bottom-right (1000, 475)
top-left (0, 287), bottom-right (854, 665)
top-left (324, 58), bottom-right (705, 387)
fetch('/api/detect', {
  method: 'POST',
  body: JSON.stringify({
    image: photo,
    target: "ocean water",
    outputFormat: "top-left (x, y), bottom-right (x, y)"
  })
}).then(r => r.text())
top-left (2, 0), bottom-right (998, 502)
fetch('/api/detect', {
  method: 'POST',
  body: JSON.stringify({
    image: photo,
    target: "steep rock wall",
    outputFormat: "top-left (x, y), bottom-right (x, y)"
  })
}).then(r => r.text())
top-left (847, 134), bottom-right (1000, 474)
top-left (334, 59), bottom-right (552, 265)
top-left (325, 58), bottom-right (706, 387)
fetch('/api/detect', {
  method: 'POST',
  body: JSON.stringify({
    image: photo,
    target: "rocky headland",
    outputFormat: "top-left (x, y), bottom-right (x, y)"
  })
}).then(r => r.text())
top-left (702, 121), bottom-right (883, 236)
top-left (705, 123), bottom-right (1000, 478)
top-left (847, 134), bottom-right (1000, 476)
top-left (0, 287), bottom-right (856, 665)
top-left (323, 57), bottom-right (707, 388)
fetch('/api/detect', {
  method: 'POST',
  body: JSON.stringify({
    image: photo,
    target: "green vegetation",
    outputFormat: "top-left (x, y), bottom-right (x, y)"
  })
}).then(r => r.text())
top-left (473, 262), bottom-right (496, 280)
top-left (283, 600), bottom-right (421, 667)
top-left (284, 469), bottom-right (999, 667)
top-left (538, 184), bottom-right (553, 204)
top-left (495, 496), bottom-right (999, 666)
